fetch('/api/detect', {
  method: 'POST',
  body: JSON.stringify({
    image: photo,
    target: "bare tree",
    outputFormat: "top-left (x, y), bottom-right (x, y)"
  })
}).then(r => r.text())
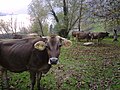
top-left (87, 0), bottom-right (120, 29)
top-left (46, 0), bottom-right (88, 37)
top-left (46, 0), bottom-right (59, 23)
top-left (0, 20), bottom-right (9, 34)
top-left (28, 0), bottom-right (92, 37)
top-left (78, 0), bottom-right (84, 31)
top-left (28, 0), bottom-right (49, 36)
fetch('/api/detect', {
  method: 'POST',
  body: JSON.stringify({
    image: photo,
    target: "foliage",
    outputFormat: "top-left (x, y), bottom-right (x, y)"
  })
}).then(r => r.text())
top-left (0, 16), bottom-right (18, 34)
top-left (30, 20), bottom-right (49, 35)
top-left (29, 20), bottom-right (40, 33)
top-left (91, 23), bottom-right (105, 32)
top-left (28, 0), bottom-right (49, 36)
top-left (28, 0), bottom-right (90, 37)
top-left (0, 15), bottom-right (29, 35)
top-left (87, 0), bottom-right (120, 31)
top-left (1, 37), bottom-right (120, 90)
top-left (53, 0), bottom-right (88, 36)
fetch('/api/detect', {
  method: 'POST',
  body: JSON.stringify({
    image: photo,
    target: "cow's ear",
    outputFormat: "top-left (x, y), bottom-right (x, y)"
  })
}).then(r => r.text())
top-left (34, 41), bottom-right (46, 50)
top-left (62, 39), bottom-right (72, 48)
top-left (57, 36), bottom-right (72, 48)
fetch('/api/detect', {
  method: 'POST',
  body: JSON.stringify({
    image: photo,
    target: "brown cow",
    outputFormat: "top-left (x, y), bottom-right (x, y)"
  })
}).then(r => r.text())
top-left (72, 31), bottom-right (91, 41)
top-left (90, 32), bottom-right (109, 43)
top-left (0, 35), bottom-right (72, 90)
top-left (72, 31), bottom-right (80, 37)
top-left (75, 31), bottom-right (91, 41)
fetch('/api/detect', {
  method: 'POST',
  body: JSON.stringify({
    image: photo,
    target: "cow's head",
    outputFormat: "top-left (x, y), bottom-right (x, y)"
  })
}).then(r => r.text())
top-left (34, 35), bottom-right (72, 65)
top-left (105, 32), bottom-right (109, 37)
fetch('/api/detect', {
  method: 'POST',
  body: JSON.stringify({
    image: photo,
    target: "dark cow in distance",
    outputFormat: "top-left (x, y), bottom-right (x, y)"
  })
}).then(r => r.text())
top-left (72, 31), bottom-right (91, 41)
top-left (90, 32), bottom-right (109, 43)
top-left (0, 35), bottom-right (72, 90)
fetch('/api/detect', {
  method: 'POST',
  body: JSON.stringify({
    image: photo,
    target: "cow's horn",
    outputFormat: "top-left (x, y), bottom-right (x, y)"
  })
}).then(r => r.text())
top-left (34, 41), bottom-right (46, 50)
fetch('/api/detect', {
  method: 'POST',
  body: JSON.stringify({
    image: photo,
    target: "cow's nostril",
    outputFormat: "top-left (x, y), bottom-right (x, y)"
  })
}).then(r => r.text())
top-left (49, 57), bottom-right (58, 64)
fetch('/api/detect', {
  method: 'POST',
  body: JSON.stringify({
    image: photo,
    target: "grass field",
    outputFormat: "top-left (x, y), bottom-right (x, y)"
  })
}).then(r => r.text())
top-left (1, 37), bottom-right (120, 90)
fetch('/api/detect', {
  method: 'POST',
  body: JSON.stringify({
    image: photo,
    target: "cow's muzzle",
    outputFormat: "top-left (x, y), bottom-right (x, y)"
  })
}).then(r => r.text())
top-left (48, 57), bottom-right (59, 65)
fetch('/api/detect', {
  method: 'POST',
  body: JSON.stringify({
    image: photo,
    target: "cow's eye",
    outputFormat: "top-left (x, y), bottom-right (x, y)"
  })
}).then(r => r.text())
top-left (46, 45), bottom-right (51, 50)
top-left (59, 43), bottom-right (62, 47)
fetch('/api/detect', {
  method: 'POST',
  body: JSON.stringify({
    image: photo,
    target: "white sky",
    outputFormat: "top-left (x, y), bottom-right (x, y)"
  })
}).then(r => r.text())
top-left (0, 0), bottom-right (32, 14)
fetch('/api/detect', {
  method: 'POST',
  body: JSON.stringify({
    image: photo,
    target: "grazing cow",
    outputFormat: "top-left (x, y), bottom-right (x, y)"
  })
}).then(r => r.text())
top-left (72, 31), bottom-right (91, 41)
top-left (72, 31), bottom-right (80, 37)
top-left (0, 35), bottom-right (72, 90)
top-left (75, 31), bottom-right (91, 41)
top-left (90, 32), bottom-right (109, 43)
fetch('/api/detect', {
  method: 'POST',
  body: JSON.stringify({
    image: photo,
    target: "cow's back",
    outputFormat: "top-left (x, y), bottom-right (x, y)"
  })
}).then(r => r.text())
top-left (72, 31), bottom-right (79, 37)
top-left (76, 32), bottom-right (90, 39)
top-left (0, 39), bottom-right (34, 72)
top-left (91, 32), bottom-right (109, 39)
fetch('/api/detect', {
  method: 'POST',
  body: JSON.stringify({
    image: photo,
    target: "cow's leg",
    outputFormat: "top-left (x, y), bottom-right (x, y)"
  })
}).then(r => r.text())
top-left (98, 38), bottom-right (102, 44)
top-left (36, 72), bottom-right (42, 90)
top-left (97, 39), bottom-right (100, 44)
top-left (1, 69), bottom-right (9, 90)
top-left (0, 66), bottom-right (3, 89)
top-left (86, 38), bottom-right (89, 42)
top-left (30, 71), bottom-right (36, 90)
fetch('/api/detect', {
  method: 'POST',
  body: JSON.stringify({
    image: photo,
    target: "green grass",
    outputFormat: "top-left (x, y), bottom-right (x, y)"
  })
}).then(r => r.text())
top-left (1, 37), bottom-right (120, 90)
top-left (91, 23), bottom-right (105, 32)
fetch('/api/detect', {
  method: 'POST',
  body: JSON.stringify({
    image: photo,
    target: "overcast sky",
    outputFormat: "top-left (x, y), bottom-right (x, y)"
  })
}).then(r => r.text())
top-left (0, 0), bottom-right (31, 14)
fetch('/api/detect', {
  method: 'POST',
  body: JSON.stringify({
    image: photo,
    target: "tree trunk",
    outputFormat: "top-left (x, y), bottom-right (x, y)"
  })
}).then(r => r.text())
top-left (63, 0), bottom-right (69, 37)
top-left (78, 0), bottom-right (83, 31)
top-left (37, 18), bottom-right (44, 36)
top-left (58, 28), bottom-right (69, 38)
top-left (51, 9), bottom-right (59, 23)
top-left (113, 29), bottom-right (118, 41)
top-left (47, 0), bottom-right (59, 23)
